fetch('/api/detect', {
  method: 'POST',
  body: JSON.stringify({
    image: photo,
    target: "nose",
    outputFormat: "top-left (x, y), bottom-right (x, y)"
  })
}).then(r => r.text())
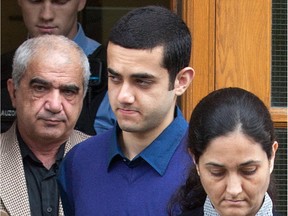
top-left (117, 83), bottom-right (135, 104)
top-left (40, 2), bottom-right (54, 21)
top-left (226, 174), bottom-right (243, 197)
top-left (44, 90), bottom-right (63, 114)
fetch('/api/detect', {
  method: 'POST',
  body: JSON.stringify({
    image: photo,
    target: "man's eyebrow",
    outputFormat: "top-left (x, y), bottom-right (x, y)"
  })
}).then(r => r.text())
top-left (30, 77), bottom-right (80, 92)
top-left (107, 68), bottom-right (119, 76)
top-left (30, 77), bottom-right (51, 86)
top-left (131, 73), bottom-right (156, 80)
top-left (59, 84), bottom-right (80, 92)
top-left (107, 68), bottom-right (156, 79)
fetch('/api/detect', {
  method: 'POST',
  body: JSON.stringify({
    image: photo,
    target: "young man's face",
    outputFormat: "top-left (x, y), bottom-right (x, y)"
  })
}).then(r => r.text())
top-left (18, 0), bottom-right (86, 39)
top-left (107, 42), bottom-right (180, 137)
top-left (8, 48), bottom-right (85, 144)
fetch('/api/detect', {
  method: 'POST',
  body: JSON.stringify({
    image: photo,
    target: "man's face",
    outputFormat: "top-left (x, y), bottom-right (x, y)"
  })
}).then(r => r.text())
top-left (17, 0), bottom-right (86, 39)
top-left (107, 43), bottom-right (178, 138)
top-left (8, 49), bottom-right (85, 144)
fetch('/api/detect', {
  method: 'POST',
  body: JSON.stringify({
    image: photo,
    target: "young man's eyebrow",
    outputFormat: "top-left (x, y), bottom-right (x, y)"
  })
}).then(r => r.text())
top-left (131, 73), bottom-right (156, 79)
top-left (107, 68), bottom-right (119, 76)
top-left (107, 68), bottom-right (156, 79)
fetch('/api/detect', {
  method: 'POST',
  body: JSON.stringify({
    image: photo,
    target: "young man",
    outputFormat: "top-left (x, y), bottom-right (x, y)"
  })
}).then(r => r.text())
top-left (0, 35), bottom-right (90, 216)
top-left (58, 6), bottom-right (195, 215)
top-left (1, 0), bottom-right (115, 135)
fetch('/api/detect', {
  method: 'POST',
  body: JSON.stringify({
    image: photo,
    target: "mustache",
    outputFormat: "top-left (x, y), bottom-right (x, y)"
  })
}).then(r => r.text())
top-left (37, 112), bottom-right (67, 122)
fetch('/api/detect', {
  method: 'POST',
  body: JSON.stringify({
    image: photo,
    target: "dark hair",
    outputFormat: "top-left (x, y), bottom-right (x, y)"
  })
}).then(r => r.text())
top-left (108, 6), bottom-right (191, 89)
top-left (169, 87), bottom-right (277, 213)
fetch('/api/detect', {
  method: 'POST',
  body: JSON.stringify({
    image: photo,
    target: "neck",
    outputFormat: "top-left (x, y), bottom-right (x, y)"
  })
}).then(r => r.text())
top-left (29, 146), bottom-right (61, 169)
top-left (19, 132), bottom-right (66, 169)
top-left (120, 125), bottom-right (166, 160)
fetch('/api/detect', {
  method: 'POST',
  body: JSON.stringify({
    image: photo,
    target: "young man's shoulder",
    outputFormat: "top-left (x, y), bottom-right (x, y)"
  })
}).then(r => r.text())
top-left (68, 128), bottom-right (115, 155)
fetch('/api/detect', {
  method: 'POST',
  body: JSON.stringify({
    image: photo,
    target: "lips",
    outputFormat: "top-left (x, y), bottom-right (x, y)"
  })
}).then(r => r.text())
top-left (37, 25), bottom-right (56, 34)
top-left (223, 199), bottom-right (245, 207)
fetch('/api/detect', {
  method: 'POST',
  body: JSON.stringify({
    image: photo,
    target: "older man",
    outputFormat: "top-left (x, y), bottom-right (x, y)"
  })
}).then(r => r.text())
top-left (0, 35), bottom-right (90, 216)
top-left (1, 0), bottom-right (116, 135)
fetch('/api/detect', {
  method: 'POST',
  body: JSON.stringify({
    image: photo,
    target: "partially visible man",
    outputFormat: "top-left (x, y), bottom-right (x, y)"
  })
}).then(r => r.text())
top-left (1, 0), bottom-right (116, 135)
top-left (0, 35), bottom-right (90, 216)
top-left (58, 6), bottom-right (195, 216)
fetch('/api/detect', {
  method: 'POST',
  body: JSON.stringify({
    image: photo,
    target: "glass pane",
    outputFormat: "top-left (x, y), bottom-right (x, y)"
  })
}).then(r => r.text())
top-left (271, 0), bottom-right (287, 107)
top-left (274, 128), bottom-right (287, 215)
top-left (82, 0), bottom-right (171, 45)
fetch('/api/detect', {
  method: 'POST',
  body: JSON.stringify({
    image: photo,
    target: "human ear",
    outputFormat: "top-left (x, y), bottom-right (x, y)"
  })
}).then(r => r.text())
top-left (78, 0), bottom-right (87, 12)
top-left (174, 67), bottom-right (195, 96)
top-left (269, 141), bottom-right (279, 174)
top-left (7, 79), bottom-right (17, 108)
top-left (188, 148), bottom-right (200, 176)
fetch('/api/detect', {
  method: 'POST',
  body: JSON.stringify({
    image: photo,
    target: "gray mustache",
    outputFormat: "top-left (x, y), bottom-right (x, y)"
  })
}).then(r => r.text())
top-left (37, 113), bottom-right (67, 122)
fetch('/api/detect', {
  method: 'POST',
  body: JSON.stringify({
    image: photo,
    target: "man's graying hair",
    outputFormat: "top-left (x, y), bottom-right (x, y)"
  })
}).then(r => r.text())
top-left (12, 35), bottom-right (91, 95)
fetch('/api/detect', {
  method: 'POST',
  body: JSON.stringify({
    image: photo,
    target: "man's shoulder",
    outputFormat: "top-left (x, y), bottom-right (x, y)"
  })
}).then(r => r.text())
top-left (70, 128), bottom-right (114, 150)
top-left (1, 124), bottom-right (18, 156)
top-left (70, 130), bottom-right (91, 141)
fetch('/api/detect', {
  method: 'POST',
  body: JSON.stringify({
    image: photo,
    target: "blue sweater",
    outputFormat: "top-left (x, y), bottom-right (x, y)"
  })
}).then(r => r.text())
top-left (58, 108), bottom-right (192, 216)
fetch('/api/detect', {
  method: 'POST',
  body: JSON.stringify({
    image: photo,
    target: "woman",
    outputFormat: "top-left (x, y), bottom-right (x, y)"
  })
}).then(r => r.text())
top-left (170, 87), bottom-right (280, 216)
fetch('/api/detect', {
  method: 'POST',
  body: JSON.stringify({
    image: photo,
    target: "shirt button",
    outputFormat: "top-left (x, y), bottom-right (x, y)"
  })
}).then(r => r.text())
top-left (47, 207), bottom-right (52, 213)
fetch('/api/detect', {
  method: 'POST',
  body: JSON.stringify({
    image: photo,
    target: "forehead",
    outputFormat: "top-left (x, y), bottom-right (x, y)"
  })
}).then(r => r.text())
top-left (107, 43), bottom-right (167, 77)
top-left (23, 49), bottom-right (83, 84)
top-left (200, 131), bottom-right (267, 165)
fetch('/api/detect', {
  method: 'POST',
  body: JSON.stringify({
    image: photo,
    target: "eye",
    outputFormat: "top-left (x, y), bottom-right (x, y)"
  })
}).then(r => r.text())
top-left (31, 84), bottom-right (49, 97)
top-left (61, 89), bottom-right (78, 100)
top-left (241, 166), bottom-right (257, 176)
top-left (33, 84), bottom-right (47, 92)
top-left (209, 168), bottom-right (226, 177)
top-left (52, 0), bottom-right (70, 5)
top-left (135, 79), bottom-right (152, 88)
top-left (28, 0), bottom-right (42, 3)
top-left (108, 74), bottom-right (122, 83)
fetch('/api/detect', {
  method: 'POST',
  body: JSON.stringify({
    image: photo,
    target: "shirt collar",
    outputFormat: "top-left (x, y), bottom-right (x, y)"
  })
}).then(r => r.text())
top-left (203, 192), bottom-right (273, 216)
top-left (73, 23), bottom-right (100, 56)
top-left (108, 107), bottom-right (188, 176)
top-left (73, 23), bottom-right (88, 48)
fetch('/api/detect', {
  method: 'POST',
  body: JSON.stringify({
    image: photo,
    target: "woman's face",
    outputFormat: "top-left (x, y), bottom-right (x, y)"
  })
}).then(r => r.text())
top-left (196, 131), bottom-right (278, 216)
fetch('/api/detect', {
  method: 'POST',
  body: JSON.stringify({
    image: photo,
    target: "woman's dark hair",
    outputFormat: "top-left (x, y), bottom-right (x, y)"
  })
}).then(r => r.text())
top-left (169, 87), bottom-right (277, 214)
top-left (108, 6), bottom-right (191, 89)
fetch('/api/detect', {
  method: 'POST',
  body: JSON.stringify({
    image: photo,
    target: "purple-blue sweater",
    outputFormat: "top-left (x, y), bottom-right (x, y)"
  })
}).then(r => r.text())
top-left (58, 108), bottom-right (192, 216)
